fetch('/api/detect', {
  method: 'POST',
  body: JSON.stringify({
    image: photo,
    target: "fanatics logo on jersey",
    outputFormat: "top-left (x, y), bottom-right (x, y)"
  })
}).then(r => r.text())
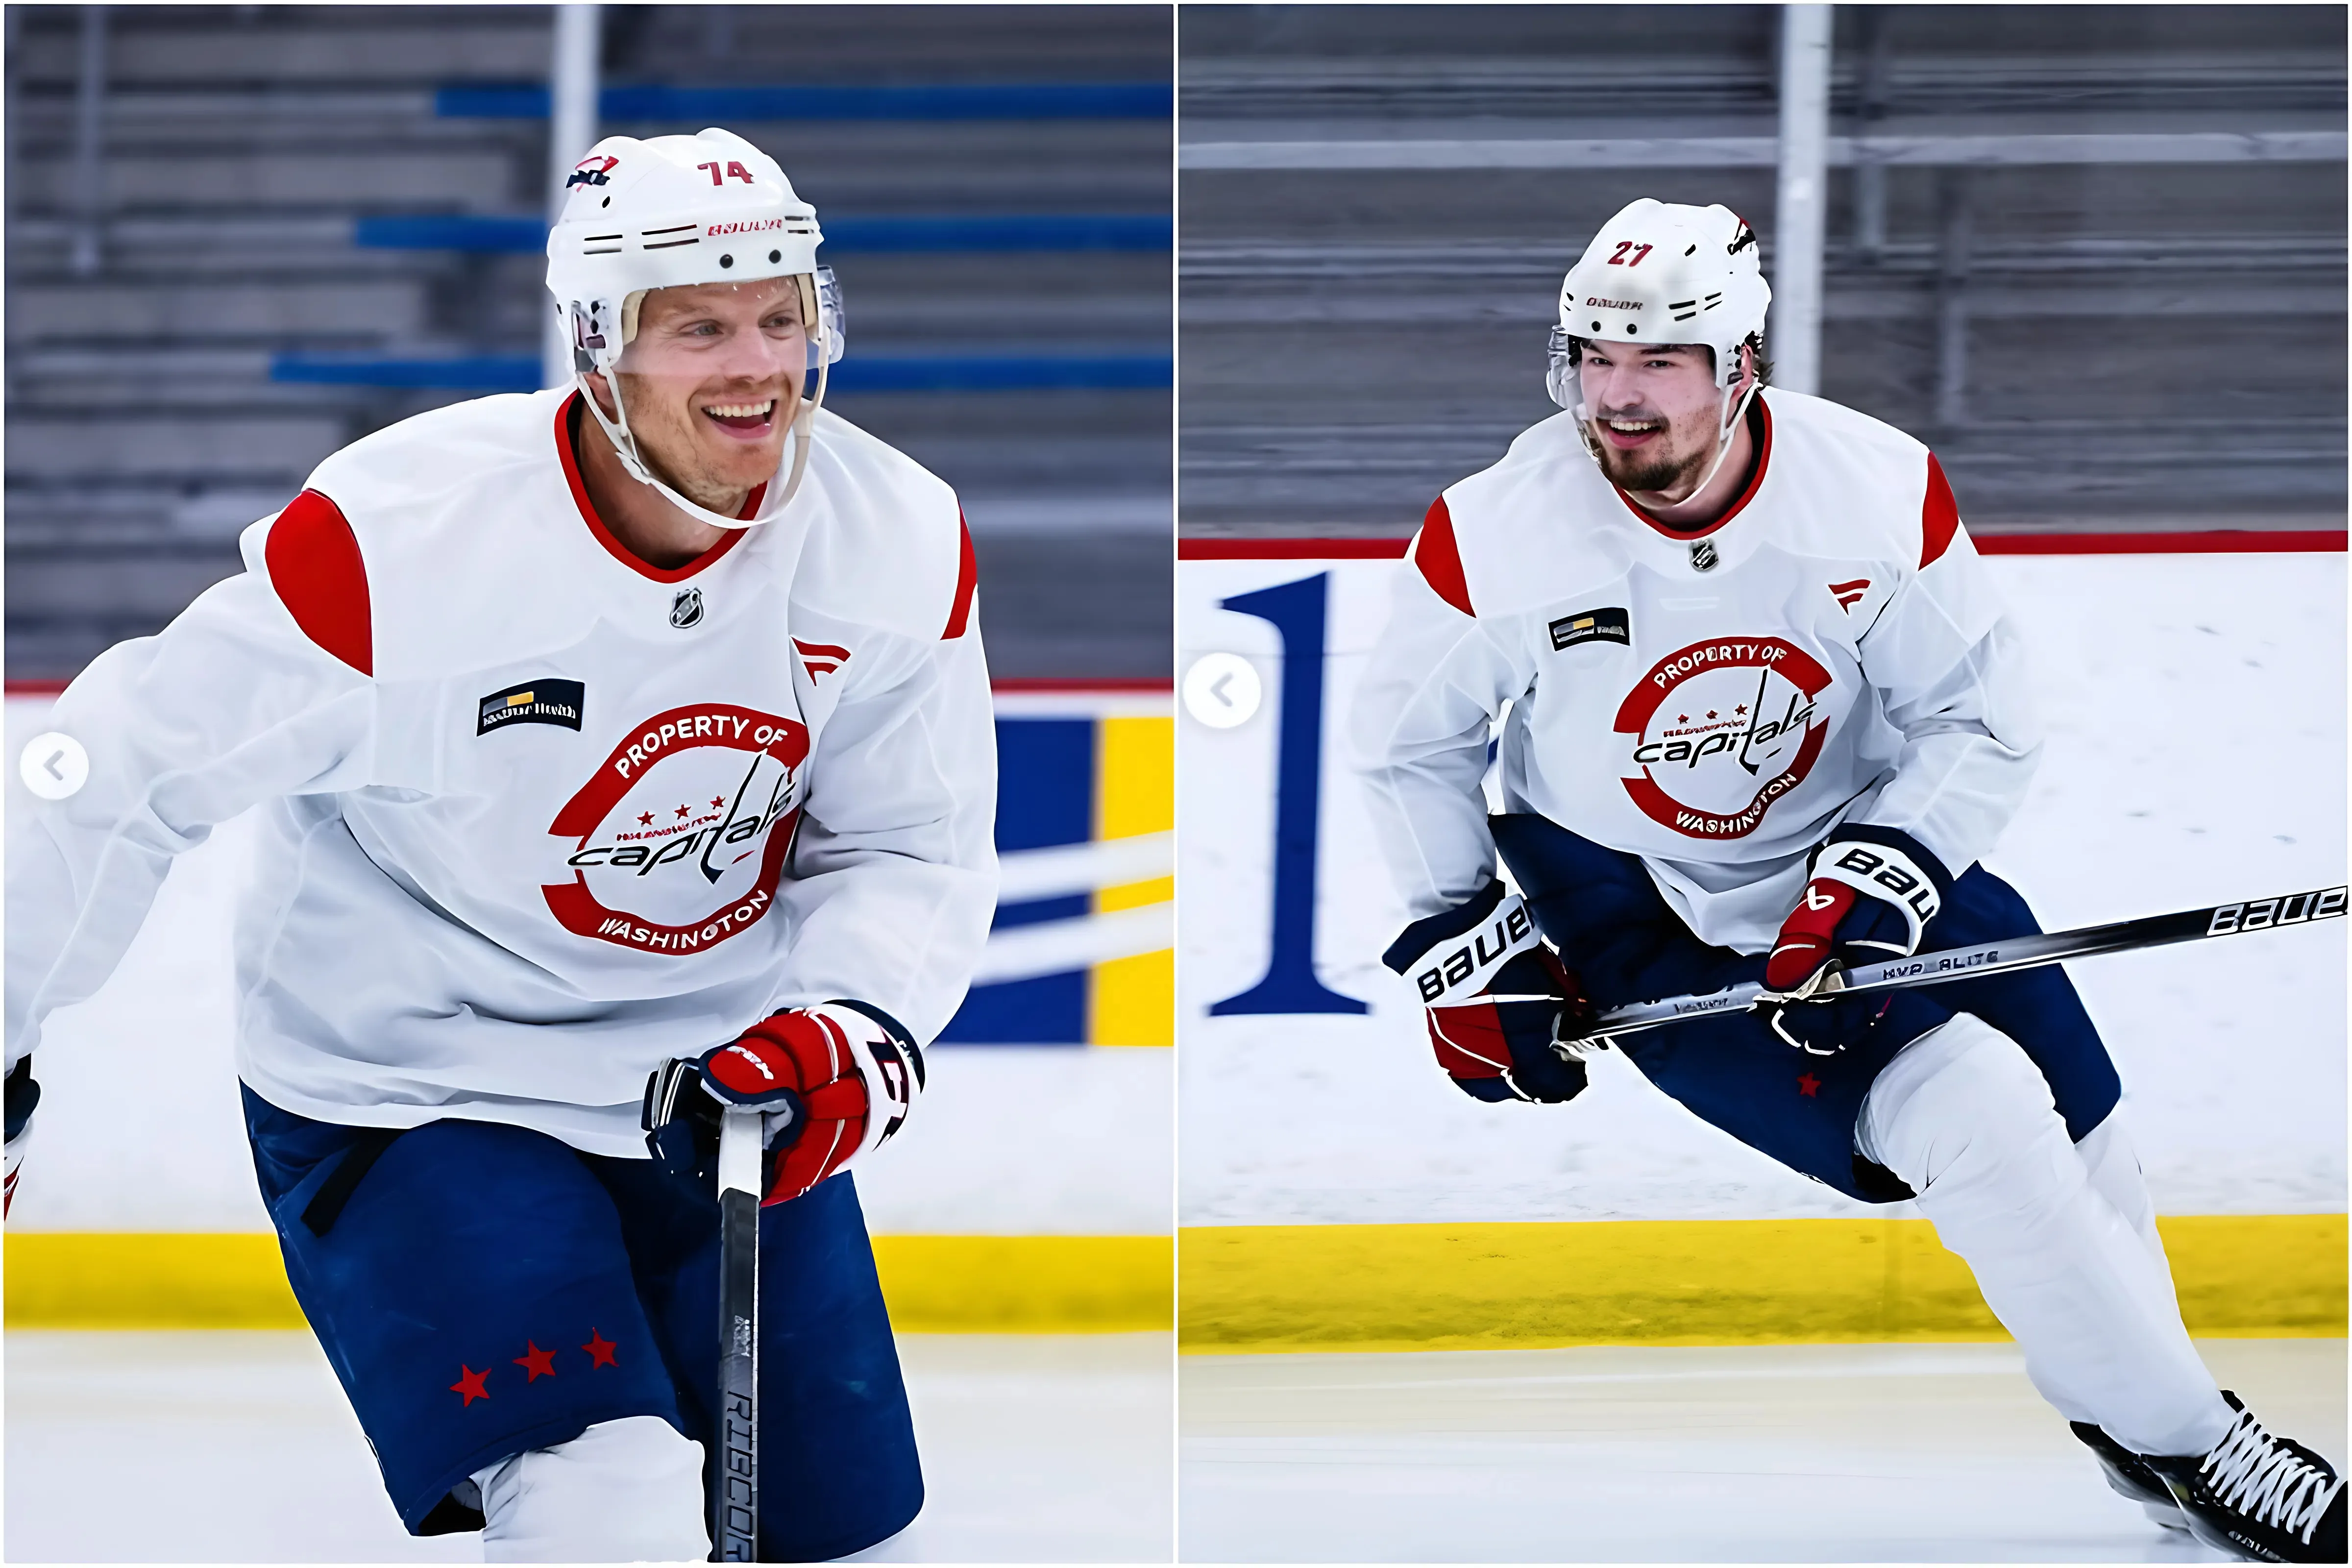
top-left (1689, 540), bottom-right (1719, 573)
top-left (478, 679), bottom-right (586, 735)
top-left (1613, 636), bottom-right (1835, 839)
top-left (670, 588), bottom-right (705, 629)
top-left (793, 638), bottom-right (849, 684)
top-left (1829, 578), bottom-right (1871, 612)
top-left (1548, 607), bottom-right (1631, 652)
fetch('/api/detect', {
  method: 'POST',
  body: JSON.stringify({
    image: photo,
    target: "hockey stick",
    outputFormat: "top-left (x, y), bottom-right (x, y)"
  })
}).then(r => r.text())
top-left (712, 1108), bottom-right (763, 1562)
top-left (1567, 883), bottom-right (2347, 1045)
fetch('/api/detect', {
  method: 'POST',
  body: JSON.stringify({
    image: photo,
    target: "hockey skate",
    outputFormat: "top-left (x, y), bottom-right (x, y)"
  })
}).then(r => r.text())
top-left (2071, 1421), bottom-right (2190, 1533)
top-left (2135, 1392), bottom-right (2346, 1562)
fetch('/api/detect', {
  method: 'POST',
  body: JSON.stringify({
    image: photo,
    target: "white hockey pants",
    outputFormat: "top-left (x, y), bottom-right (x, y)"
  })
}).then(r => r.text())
top-left (1857, 1013), bottom-right (2233, 1459)
top-left (469, 1413), bottom-right (709, 1563)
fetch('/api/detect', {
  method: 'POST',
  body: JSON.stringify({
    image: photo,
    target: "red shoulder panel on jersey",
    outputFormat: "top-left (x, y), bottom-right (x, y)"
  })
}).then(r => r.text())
top-left (1921, 453), bottom-right (1961, 568)
top-left (265, 489), bottom-right (373, 676)
top-left (942, 512), bottom-right (978, 639)
top-left (1413, 497), bottom-right (1474, 617)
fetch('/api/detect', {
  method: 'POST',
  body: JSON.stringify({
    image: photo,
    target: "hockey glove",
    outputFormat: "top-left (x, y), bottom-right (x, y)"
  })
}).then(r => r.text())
top-left (1760, 827), bottom-right (1950, 1054)
top-left (1384, 882), bottom-right (1592, 1104)
top-left (5, 1057), bottom-right (36, 1219)
top-left (642, 1002), bottom-right (924, 1206)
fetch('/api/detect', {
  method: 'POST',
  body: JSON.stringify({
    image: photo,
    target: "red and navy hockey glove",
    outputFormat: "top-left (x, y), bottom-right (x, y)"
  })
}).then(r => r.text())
top-left (4, 1057), bottom-right (36, 1218)
top-left (1760, 827), bottom-right (1950, 1054)
top-left (642, 1002), bottom-right (923, 1205)
top-left (1384, 882), bottom-right (1593, 1103)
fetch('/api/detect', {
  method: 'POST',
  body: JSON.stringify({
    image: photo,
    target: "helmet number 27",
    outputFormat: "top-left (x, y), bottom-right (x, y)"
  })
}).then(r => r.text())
top-left (1608, 242), bottom-right (1654, 267)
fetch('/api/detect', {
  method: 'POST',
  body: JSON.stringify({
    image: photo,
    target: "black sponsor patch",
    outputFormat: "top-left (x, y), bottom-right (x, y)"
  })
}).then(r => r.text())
top-left (478, 678), bottom-right (585, 735)
top-left (1548, 606), bottom-right (1631, 651)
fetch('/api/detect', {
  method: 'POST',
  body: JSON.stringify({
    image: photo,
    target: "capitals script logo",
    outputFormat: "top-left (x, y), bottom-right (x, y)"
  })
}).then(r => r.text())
top-left (543, 704), bottom-right (810, 954)
top-left (1612, 637), bottom-right (1833, 839)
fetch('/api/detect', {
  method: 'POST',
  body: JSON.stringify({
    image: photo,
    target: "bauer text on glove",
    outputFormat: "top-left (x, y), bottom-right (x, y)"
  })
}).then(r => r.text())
top-left (1760, 826), bottom-right (1949, 1052)
top-left (1383, 881), bottom-right (1592, 1103)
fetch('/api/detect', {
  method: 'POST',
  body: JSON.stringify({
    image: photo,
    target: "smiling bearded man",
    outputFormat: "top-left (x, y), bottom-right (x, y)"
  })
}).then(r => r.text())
top-left (1346, 198), bottom-right (2343, 1562)
top-left (5, 128), bottom-right (996, 1562)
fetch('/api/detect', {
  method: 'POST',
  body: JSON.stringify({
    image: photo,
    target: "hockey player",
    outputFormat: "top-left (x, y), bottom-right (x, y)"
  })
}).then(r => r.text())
top-left (5, 128), bottom-right (994, 1561)
top-left (1348, 198), bottom-right (2343, 1563)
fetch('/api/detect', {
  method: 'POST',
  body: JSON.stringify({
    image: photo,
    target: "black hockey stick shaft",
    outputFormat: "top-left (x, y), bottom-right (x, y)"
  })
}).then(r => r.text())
top-left (713, 1109), bottom-right (761, 1561)
top-left (1575, 883), bottom-right (2347, 1042)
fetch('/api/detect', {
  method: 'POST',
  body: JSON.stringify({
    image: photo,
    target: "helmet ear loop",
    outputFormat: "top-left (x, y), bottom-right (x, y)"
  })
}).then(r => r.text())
top-left (578, 349), bottom-right (658, 491)
top-left (1687, 345), bottom-right (1763, 498)
top-left (572, 289), bottom-right (661, 490)
top-left (1558, 349), bottom-right (1606, 466)
top-left (771, 273), bottom-right (831, 511)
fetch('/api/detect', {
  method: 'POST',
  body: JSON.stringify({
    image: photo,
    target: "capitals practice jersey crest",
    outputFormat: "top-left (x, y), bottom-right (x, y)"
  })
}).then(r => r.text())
top-left (7, 389), bottom-right (998, 1155)
top-left (1349, 387), bottom-right (2042, 954)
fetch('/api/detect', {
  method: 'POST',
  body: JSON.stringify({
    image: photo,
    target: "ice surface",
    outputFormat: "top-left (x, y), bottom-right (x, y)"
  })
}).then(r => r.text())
top-left (1180, 1337), bottom-right (2345, 1562)
top-left (4, 1329), bottom-right (1173, 1563)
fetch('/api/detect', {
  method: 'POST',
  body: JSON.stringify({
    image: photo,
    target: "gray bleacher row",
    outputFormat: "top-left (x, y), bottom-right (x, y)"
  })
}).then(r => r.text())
top-left (1177, 4), bottom-right (2349, 536)
top-left (5, 5), bottom-right (1173, 681)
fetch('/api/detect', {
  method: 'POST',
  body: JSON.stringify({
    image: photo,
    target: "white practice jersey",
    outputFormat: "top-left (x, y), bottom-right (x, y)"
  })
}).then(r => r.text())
top-left (1349, 388), bottom-right (2040, 955)
top-left (7, 389), bottom-right (998, 1155)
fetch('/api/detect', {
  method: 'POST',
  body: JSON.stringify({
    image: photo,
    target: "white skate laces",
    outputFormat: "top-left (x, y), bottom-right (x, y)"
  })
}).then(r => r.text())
top-left (2200, 1402), bottom-right (2346, 1545)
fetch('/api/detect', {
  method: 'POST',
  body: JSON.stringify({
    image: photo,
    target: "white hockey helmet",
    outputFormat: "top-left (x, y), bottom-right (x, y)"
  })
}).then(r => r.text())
top-left (1547, 199), bottom-right (1770, 488)
top-left (546, 127), bottom-right (845, 528)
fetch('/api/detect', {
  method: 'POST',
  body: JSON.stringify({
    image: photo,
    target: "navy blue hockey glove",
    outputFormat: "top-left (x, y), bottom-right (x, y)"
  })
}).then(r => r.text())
top-left (1384, 882), bottom-right (1592, 1103)
top-left (5, 1057), bottom-right (38, 1218)
top-left (1759, 827), bottom-right (1951, 1054)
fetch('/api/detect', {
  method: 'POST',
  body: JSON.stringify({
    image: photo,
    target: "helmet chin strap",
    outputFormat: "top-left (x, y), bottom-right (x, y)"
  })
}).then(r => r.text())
top-left (1686, 368), bottom-right (1763, 499)
top-left (574, 294), bottom-right (832, 532)
top-left (1572, 351), bottom-right (1760, 506)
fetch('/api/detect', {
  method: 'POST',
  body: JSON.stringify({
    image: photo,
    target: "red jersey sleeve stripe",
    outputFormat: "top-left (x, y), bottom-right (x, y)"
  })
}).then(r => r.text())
top-left (1413, 496), bottom-right (1474, 616)
top-left (1921, 453), bottom-right (1962, 569)
top-left (264, 488), bottom-right (373, 676)
top-left (942, 511), bottom-right (978, 639)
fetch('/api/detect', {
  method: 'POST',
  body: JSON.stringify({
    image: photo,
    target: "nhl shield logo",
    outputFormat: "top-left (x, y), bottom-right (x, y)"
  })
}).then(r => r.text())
top-left (1689, 539), bottom-right (1719, 573)
top-left (670, 588), bottom-right (705, 629)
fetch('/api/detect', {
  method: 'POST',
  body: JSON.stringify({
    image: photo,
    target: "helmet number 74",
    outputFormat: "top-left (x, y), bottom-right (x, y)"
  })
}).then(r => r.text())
top-left (698, 161), bottom-right (757, 186)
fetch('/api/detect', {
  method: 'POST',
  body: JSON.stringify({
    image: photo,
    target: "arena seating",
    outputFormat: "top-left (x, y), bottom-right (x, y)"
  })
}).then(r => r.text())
top-left (5, 4), bottom-right (1172, 680)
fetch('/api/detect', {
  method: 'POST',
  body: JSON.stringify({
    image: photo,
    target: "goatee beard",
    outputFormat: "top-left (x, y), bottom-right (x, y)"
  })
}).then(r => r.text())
top-left (1595, 433), bottom-right (1706, 497)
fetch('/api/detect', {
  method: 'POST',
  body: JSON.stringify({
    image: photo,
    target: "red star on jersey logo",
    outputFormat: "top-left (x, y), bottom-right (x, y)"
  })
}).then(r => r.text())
top-left (710, 795), bottom-right (726, 809)
top-left (451, 1365), bottom-right (491, 1406)
top-left (637, 811), bottom-right (654, 826)
top-left (1797, 1072), bottom-right (1821, 1098)
top-left (581, 1329), bottom-right (619, 1369)
top-left (513, 1341), bottom-right (558, 1382)
top-left (675, 803), bottom-right (691, 819)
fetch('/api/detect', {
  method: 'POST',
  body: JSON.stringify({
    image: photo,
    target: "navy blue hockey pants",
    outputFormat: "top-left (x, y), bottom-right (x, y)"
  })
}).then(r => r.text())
top-left (1488, 813), bottom-right (2123, 1203)
top-left (242, 1085), bottom-right (921, 1560)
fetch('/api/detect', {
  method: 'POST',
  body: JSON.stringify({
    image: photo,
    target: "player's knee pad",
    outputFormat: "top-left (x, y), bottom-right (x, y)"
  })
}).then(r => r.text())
top-left (475, 1413), bottom-right (707, 1563)
top-left (1858, 1013), bottom-right (2081, 1221)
